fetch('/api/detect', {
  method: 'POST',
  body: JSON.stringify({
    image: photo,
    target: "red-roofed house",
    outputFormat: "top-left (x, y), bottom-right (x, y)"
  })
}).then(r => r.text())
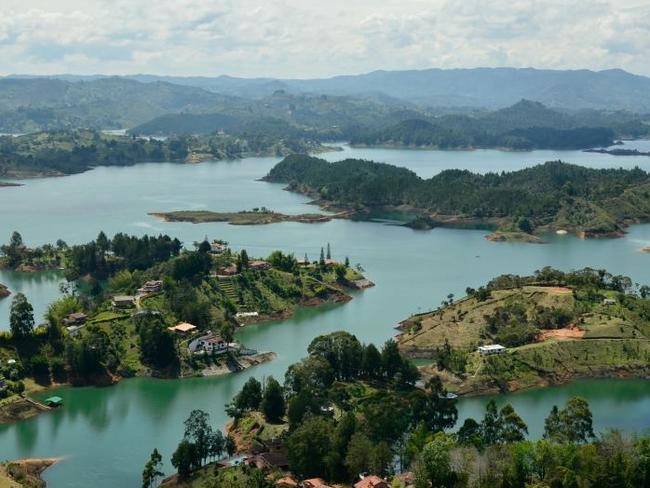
top-left (354, 475), bottom-right (390, 488)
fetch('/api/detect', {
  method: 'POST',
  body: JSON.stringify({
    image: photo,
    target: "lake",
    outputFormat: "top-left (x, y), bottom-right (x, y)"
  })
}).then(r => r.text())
top-left (1, 142), bottom-right (650, 487)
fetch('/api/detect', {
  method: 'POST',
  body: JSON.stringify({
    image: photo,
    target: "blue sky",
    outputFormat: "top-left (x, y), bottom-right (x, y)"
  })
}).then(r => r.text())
top-left (1, 0), bottom-right (649, 78)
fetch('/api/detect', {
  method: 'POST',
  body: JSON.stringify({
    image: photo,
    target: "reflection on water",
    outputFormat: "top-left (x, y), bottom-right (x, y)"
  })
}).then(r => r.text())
top-left (1, 145), bottom-right (650, 487)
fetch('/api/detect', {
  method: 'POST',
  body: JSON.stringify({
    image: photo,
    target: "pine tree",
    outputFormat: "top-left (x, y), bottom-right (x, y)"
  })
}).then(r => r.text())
top-left (326, 243), bottom-right (331, 259)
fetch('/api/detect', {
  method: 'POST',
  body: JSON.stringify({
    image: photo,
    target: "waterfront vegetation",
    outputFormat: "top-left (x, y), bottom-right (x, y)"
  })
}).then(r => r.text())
top-left (398, 267), bottom-right (650, 395)
top-left (149, 208), bottom-right (334, 226)
top-left (152, 330), bottom-right (650, 488)
top-left (0, 232), bottom-right (367, 423)
top-left (0, 129), bottom-right (326, 178)
top-left (266, 154), bottom-right (650, 238)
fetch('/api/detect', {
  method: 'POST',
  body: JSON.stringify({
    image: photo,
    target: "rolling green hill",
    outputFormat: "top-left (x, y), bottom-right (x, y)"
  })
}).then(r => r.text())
top-left (265, 155), bottom-right (650, 238)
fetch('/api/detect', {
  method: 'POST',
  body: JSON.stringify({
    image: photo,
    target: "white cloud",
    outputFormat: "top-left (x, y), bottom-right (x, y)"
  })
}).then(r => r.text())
top-left (0, 0), bottom-right (649, 77)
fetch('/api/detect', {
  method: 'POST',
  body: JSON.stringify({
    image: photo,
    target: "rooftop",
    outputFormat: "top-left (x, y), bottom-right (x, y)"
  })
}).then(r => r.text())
top-left (168, 322), bottom-right (197, 333)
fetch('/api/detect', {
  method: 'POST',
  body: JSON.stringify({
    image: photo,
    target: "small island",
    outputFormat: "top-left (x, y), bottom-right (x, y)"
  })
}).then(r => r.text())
top-left (397, 267), bottom-right (650, 395)
top-left (150, 208), bottom-right (338, 226)
top-left (584, 148), bottom-right (650, 157)
top-left (0, 232), bottom-right (372, 424)
top-left (0, 284), bottom-right (9, 298)
top-left (265, 154), bottom-right (650, 241)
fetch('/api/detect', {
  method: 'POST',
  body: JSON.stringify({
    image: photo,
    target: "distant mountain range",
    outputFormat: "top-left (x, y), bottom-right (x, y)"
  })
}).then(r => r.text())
top-left (9, 67), bottom-right (650, 112)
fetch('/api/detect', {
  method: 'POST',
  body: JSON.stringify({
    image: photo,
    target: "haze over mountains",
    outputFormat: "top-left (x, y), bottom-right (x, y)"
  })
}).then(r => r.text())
top-left (8, 67), bottom-right (650, 112)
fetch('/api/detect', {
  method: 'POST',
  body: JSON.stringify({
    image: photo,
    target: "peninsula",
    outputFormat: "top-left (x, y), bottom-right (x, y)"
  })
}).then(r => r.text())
top-left (397, 267), bottom-right (650, 395)
top-left (149, 209), bottom-right (337, 225)
top-left (265, 154), bottom-right (650, 240)
top-left (0, 232), bottom-right (371, 424)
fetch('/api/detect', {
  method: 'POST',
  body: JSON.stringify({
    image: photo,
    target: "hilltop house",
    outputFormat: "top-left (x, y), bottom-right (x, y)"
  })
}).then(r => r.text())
top-left (62, 312), bottom-right (87, 326)
top-left (603, 298), bottom-right (617, 305)
top-left (478, 344), bottom-right (506, 355)
top-left (137, 280), bottom-right (163, 294)
top-left (302, 479), bottom-right (333, 488)
top-left (188, 331), bottom-right (229, 354)
top-left (217, 265), bottom-right (239, 277)
top-left (111, 295), bottom-right (135, 309)
top-left (249, 260), bottom-right (271, 270)
top-left (168, 322), bottom-right (197, 335)
top-left (210, 241), bottom-right (228, 254)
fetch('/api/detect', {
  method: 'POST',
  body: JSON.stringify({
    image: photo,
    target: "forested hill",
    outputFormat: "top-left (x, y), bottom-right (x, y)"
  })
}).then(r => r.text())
top-left (0, 129), bottom-right (324, 178)
top-left (349, 100), bottom-right (650, 150)
top-left (265, 154), bottom-right (650, 237)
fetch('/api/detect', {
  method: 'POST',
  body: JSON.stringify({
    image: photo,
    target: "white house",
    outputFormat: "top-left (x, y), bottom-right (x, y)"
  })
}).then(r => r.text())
top-left (603, 298), bottom-right (616, 306)
top-left (188, 332), bottom-right (230, 355)
top-left (478, 344), bottom-right (506, 355)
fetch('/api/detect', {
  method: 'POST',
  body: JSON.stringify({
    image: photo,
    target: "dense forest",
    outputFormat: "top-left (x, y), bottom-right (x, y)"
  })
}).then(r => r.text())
top-left (349, 100), bottom-right (650, 150)
top-left (266, 154), bottom-right (650, 236)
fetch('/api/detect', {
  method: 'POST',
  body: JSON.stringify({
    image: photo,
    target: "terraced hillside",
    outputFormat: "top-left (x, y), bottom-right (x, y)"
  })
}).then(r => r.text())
top-left (397, 268), bottom-right (650, 394)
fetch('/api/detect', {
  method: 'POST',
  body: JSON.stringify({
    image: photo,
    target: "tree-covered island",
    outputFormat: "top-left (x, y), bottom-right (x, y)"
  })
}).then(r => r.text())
top-left (0, 128), bottom-right (330, 179)
top-left (265, 154), bottom-right (650, 241)
top-left (398, 267), bottom-right (650, 395)
top-left (0, 232), bottom-right (371, 424)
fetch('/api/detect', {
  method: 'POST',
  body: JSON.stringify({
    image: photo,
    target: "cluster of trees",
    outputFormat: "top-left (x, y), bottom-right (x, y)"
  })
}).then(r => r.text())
top-left (266, 155), bottom-right (650, 233)
top-left (0, 129), bottom-right (189, 177)
top-left (66, 232), bottom-right (182, 280)
top-left (226, 376), bottom-right (286, 423)
top-left (0, 231), bottom-right (65, 270)
top-left (349, 101), bottom-right (627, 150)
top-left (168, 410), bottom-right (236, 482)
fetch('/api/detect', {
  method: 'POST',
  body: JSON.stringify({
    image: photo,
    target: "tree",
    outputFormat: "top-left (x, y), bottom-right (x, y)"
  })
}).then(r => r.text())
top-left (225, 434), bottom-right (236, 457)
top-left (481, 400), bottom-right (502, 446)
top-left (345, 432), bottom-right (373, 478)
top-left (96, 231), bottom-right (110, 253)
top-left (287, 416), bottom-right (334, 478)
top-left (319, 247), bottom-right (325, 266)
top-left (261, 376), bottom-right (285, 423)
top-left (136, 313), bottom-right (178, 370)
top-left (416, 376), bottom-right (458, 432)
top-left (543, 397), bottom-right (594, 443)
top-left (361, 343), bottom-right (382, 378)
top-left (563, 397), bottom-right (595, 443)
top-left (326, 243), bottom-right (331, 260)
top-left (183, 410), bottom-right (212, 466)
top-left (142, 448), bottom-right (163, 488)
top-left (456, 418), bottom-right (483, 449)
top-left (240, 249), bottom-right (249, 270)
top-left (234, 377), bottom-right (263, 411)
top-left (171, 440), bottom-right (198, 480)
top-left (197, 240), bottom-right (211, 253)
top-left (499, 403), bottom-right (528, 443)
top-left (380, 339), bottom-right (402, 378)
top-left (10, 292), bottom-right (34, 338)
top-left (413, 434), bottom-right (457, 488)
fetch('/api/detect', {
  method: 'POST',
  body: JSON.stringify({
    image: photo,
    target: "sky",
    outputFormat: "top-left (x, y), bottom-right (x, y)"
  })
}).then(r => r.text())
top-left (1, 0), bottom-right (650, 79)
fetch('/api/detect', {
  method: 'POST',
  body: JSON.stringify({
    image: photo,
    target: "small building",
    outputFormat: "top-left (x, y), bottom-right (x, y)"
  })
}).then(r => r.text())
top-left (478, 344), bottom-right (506, 355)
top-left (168, 322), bottom-right (198, 335)
top-left (603, 298), bottom-right (617, 305)
top-left (217, 265), bottom-right (239, 276)
top-left (302, 479), bottom-right (332, 488)
top-left (138, 280), bottom-right (163, 294)
top-left (66, 325), bottom-right (82, 337)
top-left (354, 475), bottom-right (390, 488)
top-left (44, 396), bottom-right (63, 407)
top-left (62, 312), bottom-right (88, 326)
top-left (297, 258), bottom-right (311, 267)
top-left (111, 295), bottom-right (135, 309)
top-left (235, 311), bottom-right (259, 320)
top-left (324, 258), bottom-right (338, 266)
top-left (188, 332), bottom-right (229, 354)
top-left (351, 279), bottom-right (375, 289)
top-left (249, 260), bottom-right (271, 271)
top-left (7, 359), bottom-right (17, 365)
top-left (210, 241), bottom-right (228, 254)
top-left (276, 476), bottom-right (299, 488)
top-left (247, 451), bottom-right (290, 471)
